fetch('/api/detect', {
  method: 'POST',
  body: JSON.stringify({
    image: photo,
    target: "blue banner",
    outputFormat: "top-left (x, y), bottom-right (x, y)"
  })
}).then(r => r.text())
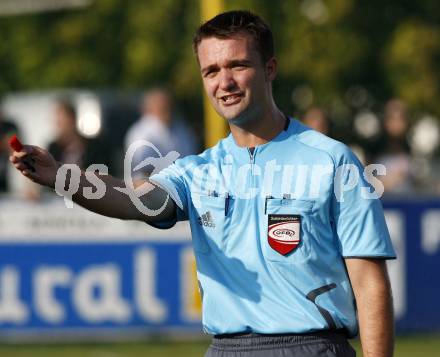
top-left (0, 198), bottom-right (439, 339)
top-left (383, 199), bottom-right (440, 332)
top-left (0, 242), bottom-right (201, 337)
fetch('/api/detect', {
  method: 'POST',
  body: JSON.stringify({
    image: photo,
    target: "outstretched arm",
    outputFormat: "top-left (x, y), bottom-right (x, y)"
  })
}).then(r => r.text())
top-left (345, 258), bottom-right (394, 357)
top-left (9, 144), bottom-right (176, 224)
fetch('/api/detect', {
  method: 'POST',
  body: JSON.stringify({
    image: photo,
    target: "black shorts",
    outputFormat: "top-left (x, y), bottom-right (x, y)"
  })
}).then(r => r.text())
top-left (205, 330), bottom-right (356, 357)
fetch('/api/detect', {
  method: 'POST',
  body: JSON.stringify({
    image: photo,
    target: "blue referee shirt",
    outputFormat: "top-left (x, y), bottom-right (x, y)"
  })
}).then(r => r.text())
top-left (150, 118), bottom-right (396, 337)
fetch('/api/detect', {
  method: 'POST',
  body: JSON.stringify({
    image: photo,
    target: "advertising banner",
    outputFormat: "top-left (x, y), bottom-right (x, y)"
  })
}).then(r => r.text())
top-left (0, 198), bottom-right (439, 339)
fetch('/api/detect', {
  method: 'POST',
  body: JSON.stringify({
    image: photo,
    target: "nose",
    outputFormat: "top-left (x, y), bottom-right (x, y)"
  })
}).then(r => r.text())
top-left (218, 69), bottom-right (236, 92)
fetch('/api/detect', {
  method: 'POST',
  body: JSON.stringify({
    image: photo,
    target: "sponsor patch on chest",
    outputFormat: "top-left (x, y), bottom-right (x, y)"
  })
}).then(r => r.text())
top-left (268, 214), bottom-right (301, 255)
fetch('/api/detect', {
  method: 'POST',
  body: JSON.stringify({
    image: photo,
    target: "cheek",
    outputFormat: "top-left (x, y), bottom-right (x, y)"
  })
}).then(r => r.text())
top-left (234, 72), bottom-right (250, 87)
top-left (236, 70), bottom-right (259, 90)
top-left (203, 79), bottom-right (217, 97)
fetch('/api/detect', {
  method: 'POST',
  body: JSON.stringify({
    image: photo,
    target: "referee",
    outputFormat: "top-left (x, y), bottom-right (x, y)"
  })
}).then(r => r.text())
top-left (11, 10), bottom-right (395, 357)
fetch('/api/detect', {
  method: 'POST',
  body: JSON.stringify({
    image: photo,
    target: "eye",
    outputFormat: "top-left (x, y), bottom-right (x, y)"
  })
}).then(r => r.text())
top-left (233, 63), bottom-right (248, 70)
top-left (203, 69), bottom-right (218, 78)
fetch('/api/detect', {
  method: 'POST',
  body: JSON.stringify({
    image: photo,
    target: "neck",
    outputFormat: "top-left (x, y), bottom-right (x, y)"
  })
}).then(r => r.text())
top-left (229, 104), bottom-right (286, 147)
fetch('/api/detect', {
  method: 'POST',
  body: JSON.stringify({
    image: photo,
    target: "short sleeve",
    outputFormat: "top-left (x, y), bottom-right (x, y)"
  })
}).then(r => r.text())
top-left (331, 146), bottom-right (396, 259)
top-left (149, 160), bottom-right (190, 224)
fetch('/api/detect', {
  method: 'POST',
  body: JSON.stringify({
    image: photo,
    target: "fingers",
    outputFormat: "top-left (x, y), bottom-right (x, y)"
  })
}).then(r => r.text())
top-left (13, 161), bottom-right (28, 171)
top-left (9, 145), bottom-right (33, 160)
top-left (9, 153), bottom-right (36, 166)
top-left (10, 145), bottom-right (37, 174)
top-left (19, 144), bottom-right (34, 156)
top-left (14, 158), bottom-right (40, 180)
top-left (9, 145), bottom-right (39, 163)
top-left (10, 155), bottom-right (22, 165)
top-left (21, 169), bottom-right (40, 183)
top-left (13, 159), bottom-right (36, 172)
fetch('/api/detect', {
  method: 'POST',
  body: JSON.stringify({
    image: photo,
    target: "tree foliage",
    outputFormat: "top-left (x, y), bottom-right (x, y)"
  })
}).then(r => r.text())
top-left (0, 0), bottom-right (439, 119)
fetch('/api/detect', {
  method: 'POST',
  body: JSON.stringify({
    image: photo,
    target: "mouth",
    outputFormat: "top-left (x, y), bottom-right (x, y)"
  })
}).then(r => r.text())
top-left (219, 93), bottom-right (243, 106)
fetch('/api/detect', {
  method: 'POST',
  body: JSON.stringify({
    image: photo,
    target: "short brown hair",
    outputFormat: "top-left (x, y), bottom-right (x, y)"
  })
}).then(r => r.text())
top-left (193, 10), bottom-right (274, 63)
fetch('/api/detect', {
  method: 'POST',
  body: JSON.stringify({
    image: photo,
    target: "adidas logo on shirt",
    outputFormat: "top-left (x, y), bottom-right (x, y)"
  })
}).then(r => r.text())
top-left (198, 211), bottom-right (216, 228)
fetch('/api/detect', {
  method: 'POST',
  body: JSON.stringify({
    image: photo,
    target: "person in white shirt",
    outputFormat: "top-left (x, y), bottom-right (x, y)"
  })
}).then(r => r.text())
top-left (124, 87), bottom-right (197, 184)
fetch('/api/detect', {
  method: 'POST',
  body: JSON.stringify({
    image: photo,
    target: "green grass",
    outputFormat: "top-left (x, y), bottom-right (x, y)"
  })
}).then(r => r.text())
top-left (0, 335), bottom-right (438, 356)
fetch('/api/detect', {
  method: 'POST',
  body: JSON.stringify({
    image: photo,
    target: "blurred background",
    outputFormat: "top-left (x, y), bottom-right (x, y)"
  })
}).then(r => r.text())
top-left (0, 0), bottom-right (439, 356)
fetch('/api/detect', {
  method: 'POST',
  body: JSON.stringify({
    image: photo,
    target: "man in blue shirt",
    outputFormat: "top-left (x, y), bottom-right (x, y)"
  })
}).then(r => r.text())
top-left (11, 10), bottom-right (395, 357)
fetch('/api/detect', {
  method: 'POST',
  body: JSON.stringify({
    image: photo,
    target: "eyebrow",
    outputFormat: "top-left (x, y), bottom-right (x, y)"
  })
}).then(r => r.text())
top-left (228, 59), bottom-right (252, 66)
top-left (201, 64), bottom-right (219, 75)
top-left (201, 59), bottom-right (253, 75)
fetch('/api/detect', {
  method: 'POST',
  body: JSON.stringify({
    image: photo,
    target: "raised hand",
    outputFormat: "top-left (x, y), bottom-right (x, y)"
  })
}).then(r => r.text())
top-left (9, 144), bottom-right (59, 188)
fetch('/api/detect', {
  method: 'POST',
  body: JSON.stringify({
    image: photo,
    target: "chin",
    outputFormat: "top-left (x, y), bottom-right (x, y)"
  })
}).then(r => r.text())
top-left (222, 104), bottom-right (250, 121)
top-left (223, 111), bottom-right (245, 123)
top-left (215, 107), bottom-right (240, 122)
top-left (228, 112), bottom-right (256, 126)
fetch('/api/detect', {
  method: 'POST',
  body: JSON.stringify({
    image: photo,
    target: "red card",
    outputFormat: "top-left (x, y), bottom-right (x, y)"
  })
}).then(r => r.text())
top-left (9, 134), bottom-right (23, 152)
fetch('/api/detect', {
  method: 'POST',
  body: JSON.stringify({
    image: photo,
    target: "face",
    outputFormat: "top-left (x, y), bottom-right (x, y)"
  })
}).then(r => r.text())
top-left (197, 34), bottom-right (276, 123)
top-left (55, 104), bottom-right (76, 137)
top-left (303, 108), bottom-right (329, 135)
top-left (385, 112), bottom-right (408, 138)
top-left (143, 91), bottom-right (173, 125)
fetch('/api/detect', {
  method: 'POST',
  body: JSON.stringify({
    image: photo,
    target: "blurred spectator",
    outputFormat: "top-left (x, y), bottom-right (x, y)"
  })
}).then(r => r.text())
top-left (26, 99), bottom-right (101, 200)
top-left (374, 99), bottom-right (414, 194)
top-left (302, 106), bottom-right (330, 136)
top-left (380, 99), bottom-right (411, 154)
top-left (124, 88), bottom-right (197, 182)
top-left (0, 111), bottom-right (19, 193)
top-left (302, 106), bottom-right (369, 163)
top-left (48, 98), bottom-right (105, 166)
top-left (48, 99), bottom-right (87, 166)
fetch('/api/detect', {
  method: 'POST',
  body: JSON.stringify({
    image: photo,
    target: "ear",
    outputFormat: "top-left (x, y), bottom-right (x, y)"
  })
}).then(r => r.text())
top-left (265, 57), bottom-right (277, 82)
